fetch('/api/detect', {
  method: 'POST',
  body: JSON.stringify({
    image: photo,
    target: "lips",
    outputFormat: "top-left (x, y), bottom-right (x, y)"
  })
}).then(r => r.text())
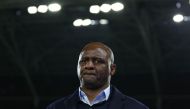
top-left (83, 73), bottom-right (96, 76)
top-left (82, 71), bottom-right (96, 77)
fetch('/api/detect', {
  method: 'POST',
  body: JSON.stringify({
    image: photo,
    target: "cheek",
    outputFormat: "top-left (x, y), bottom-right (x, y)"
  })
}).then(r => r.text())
top-left (98, 66), bottom-right (110, 75)
top-left (104, 64), bottom-right (110, 72)
top-left (108, 62), bottom-right (112, 72)
top-left (77, 65), bottom-right (81, 75)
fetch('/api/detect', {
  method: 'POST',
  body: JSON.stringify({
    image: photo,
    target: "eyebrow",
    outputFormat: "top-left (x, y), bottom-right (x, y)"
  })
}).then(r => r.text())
top-left (81, 56), bottom-right (105, 60)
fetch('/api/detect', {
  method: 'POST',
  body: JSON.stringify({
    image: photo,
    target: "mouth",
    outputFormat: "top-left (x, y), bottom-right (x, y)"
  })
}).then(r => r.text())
top-left (83, 73), bottom-right (95, 76)
top-left (82, 71), bottom-right (96, 77)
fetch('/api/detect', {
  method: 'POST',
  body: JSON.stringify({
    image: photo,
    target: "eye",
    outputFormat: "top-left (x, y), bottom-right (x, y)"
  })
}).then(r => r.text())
top-left (94, 58), bottom-right (105, 64)
top-left (79, 59), bottom-right (86, 64)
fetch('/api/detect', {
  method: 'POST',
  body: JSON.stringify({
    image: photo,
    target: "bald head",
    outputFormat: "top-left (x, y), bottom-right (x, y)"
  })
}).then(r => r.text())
top-left (81, 42), bottom-right (114, 64)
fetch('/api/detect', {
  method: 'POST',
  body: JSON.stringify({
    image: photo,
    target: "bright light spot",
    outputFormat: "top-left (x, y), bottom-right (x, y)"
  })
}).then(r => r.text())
top-left (82, 19), bottom-right (92, 26)
top-left (27, 6), bottom-right (37, 14)
top-left (99, 19), bottom-right (109, 25)
top-left (48, 3), bottom-right (61, 12)
top-left (38, 5), bottom-right (48, 13)
top-left (89, 5), bottom-right (100, 14)
top-left (91, 20), bottom-right (98, 25)
top-left (100, 4), bottom-right (111, 13)
top-left (111, 2), bottom-right (124, 12)
top-left (183, 16), bottom-right (190, 21)
top-left (73, 19), bottom-right (109, 27)
top-left (173, 14), bottom-right (184, 23)
top-left (73, 19), bottom-right (83, 27)
top-left (176, 2), bottom-right (181, 8)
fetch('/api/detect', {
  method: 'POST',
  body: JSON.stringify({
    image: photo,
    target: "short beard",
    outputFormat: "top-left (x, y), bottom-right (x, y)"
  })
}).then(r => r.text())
top-left (83, 81), bottom-right (103, 90)
top-left (81, 78), bottom-right (108, 90)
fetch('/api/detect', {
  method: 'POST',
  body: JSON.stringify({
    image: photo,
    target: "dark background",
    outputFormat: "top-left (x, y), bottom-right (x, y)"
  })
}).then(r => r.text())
top-left (0, 0), bottom-right (190, 109)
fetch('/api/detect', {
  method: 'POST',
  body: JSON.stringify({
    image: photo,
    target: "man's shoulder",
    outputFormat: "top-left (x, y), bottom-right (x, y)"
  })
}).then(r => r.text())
top-left (46, 96), bottom-right (68, 109)
top-left (112, 86), bottom-right (149, 109)
top-left (123, 95), bottom-right (149, 109)
top-left (46, 91), bottom-right (78, 109)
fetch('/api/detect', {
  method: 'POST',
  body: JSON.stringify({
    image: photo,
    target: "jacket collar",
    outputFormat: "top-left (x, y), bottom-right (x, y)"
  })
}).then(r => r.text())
top-left (108, 85), bottom-right (127, 109)
top-left (64, 85), bottom-right (126, 109)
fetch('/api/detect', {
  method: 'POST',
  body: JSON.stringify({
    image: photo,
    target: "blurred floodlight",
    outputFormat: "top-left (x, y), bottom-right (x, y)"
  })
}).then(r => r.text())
top-left (48, 3), bottom-right (61, 12)
top-left (89, 5), bottom-right (100, 14)
top-left (38, 5), bottom-right (48, 13)
top-left (82, 19), bottom-right (92, 26)
top-left (91, 20), bottom-right (98, 25)
top-left (184, 16), bottom-right (190, 21)
top-left (173, 14), bottom-right (184, 23)
top-left (73, 19), bottom-right (83, 27)
top-left (28, 6), bottom-right (37, 14)
top-left (100, 4), bottom-right (111, 13)
top-left (176, 2), bottom-right (181, 8)
top-left (99, 19), bottom-right (109, 25)
top-left (111, 2), bottom-right (124, 12)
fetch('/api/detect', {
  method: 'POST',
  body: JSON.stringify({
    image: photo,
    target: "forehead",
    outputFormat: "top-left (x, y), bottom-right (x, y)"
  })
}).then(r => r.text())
top-left (80, 48), bottom-right (108, 59)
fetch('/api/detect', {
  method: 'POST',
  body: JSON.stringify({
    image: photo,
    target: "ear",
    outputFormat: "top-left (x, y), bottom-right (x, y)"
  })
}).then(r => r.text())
top-left (110, 64), bottom-right (116, 76)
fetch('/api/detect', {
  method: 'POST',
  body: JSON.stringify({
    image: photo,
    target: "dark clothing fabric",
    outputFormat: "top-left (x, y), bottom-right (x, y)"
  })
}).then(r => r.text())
top-left (77, 100), bottom-right (109, 109)
top-left (47, 86), bottom-right (149, 109)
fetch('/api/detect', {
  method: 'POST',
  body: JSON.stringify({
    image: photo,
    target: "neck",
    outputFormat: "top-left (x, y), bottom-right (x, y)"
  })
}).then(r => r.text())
top-left (81, 84), bottom-right (109, 103)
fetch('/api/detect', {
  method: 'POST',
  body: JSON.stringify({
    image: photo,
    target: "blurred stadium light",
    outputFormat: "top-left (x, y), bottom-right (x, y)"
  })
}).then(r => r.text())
top-left (37, 5), bottom-right (48, 13)
top-left (173, 14), bottom-right (184, 23)
top-left (27, 6), bottom-right (37, 14)
top-left (27, 3), bottom-right (61, 14)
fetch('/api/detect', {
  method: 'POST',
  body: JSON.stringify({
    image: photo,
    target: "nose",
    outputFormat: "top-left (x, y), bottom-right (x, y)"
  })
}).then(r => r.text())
top-left (84, 61), bottom-right (95, 70)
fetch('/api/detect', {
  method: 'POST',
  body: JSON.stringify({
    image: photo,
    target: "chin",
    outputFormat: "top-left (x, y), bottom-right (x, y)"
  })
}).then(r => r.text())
top-left (83, 81), bottom-right (104, 90)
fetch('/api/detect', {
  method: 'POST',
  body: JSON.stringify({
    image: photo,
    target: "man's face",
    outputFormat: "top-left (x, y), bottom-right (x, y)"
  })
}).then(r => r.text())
top-left (77, 48), bottom-right (113, 89)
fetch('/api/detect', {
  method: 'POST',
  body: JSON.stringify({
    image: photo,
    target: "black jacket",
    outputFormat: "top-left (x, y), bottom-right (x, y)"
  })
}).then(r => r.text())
top-left (47, 86), bottom-right (149, 109)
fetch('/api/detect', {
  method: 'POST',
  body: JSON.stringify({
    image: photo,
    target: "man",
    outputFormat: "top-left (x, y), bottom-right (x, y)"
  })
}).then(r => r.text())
top-left (47, 42), bottom-right (149, 109)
